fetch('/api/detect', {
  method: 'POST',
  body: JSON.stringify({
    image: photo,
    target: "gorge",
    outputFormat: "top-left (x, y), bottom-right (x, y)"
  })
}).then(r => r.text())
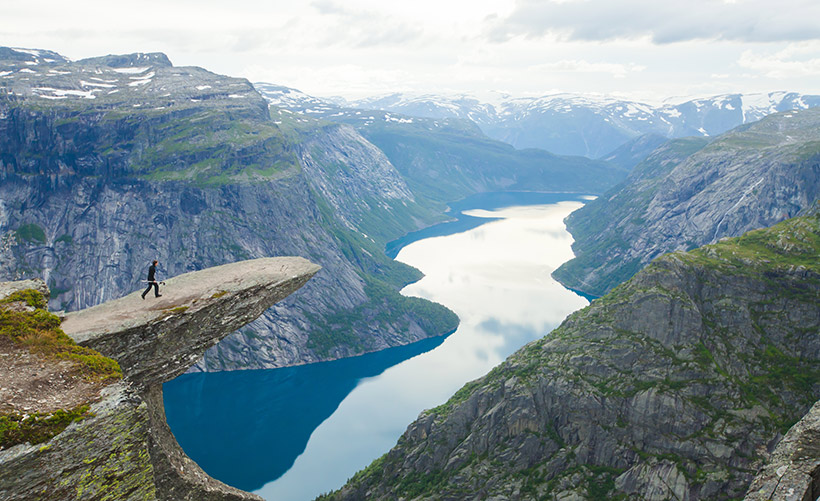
top-left (1, 43), bottom-right (819, 501)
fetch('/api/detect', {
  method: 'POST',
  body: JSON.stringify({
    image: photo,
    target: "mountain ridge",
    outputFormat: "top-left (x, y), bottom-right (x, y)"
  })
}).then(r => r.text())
top-left (256, 83), bottom-right (820, 157)
top-left (553, 107), bottom-right (820, 297)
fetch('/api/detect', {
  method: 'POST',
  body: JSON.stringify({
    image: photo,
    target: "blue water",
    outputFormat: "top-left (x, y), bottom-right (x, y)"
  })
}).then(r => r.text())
top-left (163, 336), bottom-right (446, 491)
top-left (385, 191), bottom-right (592, 258)
top-left (164, 192), bottom-right (593, 500)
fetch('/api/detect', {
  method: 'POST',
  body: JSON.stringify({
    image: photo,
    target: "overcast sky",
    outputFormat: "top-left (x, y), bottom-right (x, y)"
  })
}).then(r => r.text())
top-left (4, 0), bottom-right (820, 102)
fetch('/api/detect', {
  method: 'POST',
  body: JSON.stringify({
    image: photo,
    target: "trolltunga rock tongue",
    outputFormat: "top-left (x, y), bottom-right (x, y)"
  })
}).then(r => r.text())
top-left (62, 257), bottom-right (320, 385)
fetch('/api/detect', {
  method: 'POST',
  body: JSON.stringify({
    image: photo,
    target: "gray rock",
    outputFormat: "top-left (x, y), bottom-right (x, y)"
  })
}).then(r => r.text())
top-left (0, 257), bottom-right (318, 500)
top-left (62, 256), bottom-right (320, 385)
top-left (0, 46), bottom-right (456, 372)
top-left (743, 400), bottom-right (820, 501)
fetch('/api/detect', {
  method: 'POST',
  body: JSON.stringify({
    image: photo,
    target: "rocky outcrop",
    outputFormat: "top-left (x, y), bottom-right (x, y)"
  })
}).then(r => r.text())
top-left (323, 214), bottom-right (820, 500)
top-left (744, 401), bottom-right (820, 501)
top-left (0, 257), bottom-right (319, 500)
top-left (62, 257), bottom-right (319, 384)
top-left (554, 108), bottom-right (820, 297)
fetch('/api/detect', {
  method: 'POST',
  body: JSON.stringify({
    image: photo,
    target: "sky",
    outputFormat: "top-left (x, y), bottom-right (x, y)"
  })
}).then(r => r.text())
top-left (3, 0), bottom-right (820, 103)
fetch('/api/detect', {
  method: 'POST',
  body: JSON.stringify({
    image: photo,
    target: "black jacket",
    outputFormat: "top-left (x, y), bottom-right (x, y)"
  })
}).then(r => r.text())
top-left (147, 264), bottom-right (157, 282)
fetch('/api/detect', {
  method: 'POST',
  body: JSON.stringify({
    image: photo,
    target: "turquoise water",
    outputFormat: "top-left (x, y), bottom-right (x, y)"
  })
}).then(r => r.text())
top-left (163, 192), bottom-right (592, 500)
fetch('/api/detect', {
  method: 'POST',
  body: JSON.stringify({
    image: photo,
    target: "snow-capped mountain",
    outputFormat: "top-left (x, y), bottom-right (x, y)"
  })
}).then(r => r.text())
top-left (254, 82), bottom-right (820, 159)
top-left (349, 91), bottom-right (820, 157)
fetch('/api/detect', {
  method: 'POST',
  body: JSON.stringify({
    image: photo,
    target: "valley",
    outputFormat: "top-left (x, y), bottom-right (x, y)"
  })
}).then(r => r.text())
top-left (1, 42), bottom-right (818, 501)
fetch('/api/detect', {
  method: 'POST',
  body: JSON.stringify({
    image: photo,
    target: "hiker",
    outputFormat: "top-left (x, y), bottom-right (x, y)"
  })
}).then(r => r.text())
top-left (141, 260), bottom-right (163, 299)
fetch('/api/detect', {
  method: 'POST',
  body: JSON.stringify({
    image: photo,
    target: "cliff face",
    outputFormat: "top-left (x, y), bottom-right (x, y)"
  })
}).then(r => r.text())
top-left (324, 214), bottom-right (820, 500)
top-left (553, 108), bottom-right (820, 297)
top-left (0, 47), bottom-right (456, 371)
top-left (0, 257), bottom-right (319, 500)
top-left (744, 400), bottom-right (820, 501)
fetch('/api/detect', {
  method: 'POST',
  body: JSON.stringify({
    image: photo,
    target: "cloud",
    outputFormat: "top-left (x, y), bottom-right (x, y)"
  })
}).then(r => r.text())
top-left (310, 0), bottom-right (426, 48)
top-left (485, 0), bottom-right (820, 44)
top-left (738, 41), bottom-right (820, 77)
top-left (531, 59), bottom-right (645, 78)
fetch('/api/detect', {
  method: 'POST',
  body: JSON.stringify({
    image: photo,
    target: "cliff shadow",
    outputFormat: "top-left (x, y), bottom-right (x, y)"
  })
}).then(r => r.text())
top-left (162, 334), bottom-right (447, 492)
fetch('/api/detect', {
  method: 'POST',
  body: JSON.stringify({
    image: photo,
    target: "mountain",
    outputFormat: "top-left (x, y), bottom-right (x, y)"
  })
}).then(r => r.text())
top-left (344, 91), bottom-right (820, 158)
top-left (595, 133), bottom-right (669, 171)
top-left (0, 47), bottom-right (458, 371)
top-left (553, 107), bottom-right (820, 297)
top-left (321, 213), bottom-right (820, 500)
top-left (256, 84), bottom-right (629, 203)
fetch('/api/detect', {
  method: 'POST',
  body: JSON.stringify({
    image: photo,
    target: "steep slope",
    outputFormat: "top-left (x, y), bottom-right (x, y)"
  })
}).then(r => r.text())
top-left (554, 108), bottom-right (820, 297)
top-left (0, 47), bottom-right (456, 371)
top-left (323, 213), bottom-right (820, 501)
top-left (743, 401), bottom-right (820, 501)
top-left (348, 115), bottom-right (625, 203)
top-left (597, 133), bottom-right (670, 171)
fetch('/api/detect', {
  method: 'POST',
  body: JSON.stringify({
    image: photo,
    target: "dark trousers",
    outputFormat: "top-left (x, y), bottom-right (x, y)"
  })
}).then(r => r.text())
top-left (142, 281), bottom-right (160, 298)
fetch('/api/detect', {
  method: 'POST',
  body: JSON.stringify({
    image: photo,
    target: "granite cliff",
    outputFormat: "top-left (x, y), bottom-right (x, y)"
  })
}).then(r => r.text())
top-left (0, 47), bottom-right (457, 371)
top-left (0, 257), bottom-right (319, 500)
top-left (554, 107), bottom-right (820, 297)
top-left (322, 213), bottom-right (820, 500)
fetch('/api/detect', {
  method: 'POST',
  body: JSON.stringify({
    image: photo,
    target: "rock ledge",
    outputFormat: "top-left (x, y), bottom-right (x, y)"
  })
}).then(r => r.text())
top-left (0, 257), bottom-right (319, 500)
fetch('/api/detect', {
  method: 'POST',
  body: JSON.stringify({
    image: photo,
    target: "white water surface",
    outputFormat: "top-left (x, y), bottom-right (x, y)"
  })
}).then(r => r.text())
top-left (255, 200), bottom-right (589, 500)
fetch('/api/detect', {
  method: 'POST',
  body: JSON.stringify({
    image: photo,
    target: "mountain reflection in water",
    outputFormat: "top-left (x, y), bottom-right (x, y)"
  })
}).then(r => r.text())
top-left (164, 192), bottom-right (592, 501)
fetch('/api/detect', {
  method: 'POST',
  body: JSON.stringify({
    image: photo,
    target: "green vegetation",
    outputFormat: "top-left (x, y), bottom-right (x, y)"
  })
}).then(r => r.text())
top-left (682, 213), bottom-right (820, 275)
top-left (307, 275), bottom-right (459, 358)
top-left (0, 405), bottom-right (91, 449)
top-left (553, 137), bottom-right (711, 296)
top-left (0, 289), bottom-right (122, 382)
top-left (357, 118), bottom-right (623, 204)
top-left (15, 223), bottom-right (46, 244)
top-left (127, 108), bottom-right (301, 186)
top-left (54, 234), bottom-right (73, 245)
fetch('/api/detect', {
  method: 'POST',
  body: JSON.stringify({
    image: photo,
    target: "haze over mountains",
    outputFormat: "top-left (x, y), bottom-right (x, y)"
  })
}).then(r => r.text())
top-left (255, 83), bottom-right (820, 158)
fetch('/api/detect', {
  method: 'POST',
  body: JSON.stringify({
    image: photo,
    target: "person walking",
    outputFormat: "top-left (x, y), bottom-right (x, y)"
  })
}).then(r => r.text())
top-left (141, 260), bottom-right (162, 299)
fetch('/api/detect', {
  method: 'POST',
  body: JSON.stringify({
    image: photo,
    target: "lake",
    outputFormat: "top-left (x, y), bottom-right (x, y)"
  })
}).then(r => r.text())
top-left (163, 192), bottom-right (592, 500)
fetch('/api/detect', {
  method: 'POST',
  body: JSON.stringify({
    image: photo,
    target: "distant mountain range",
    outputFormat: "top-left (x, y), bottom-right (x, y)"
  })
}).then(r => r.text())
top-left (255, 83), bottom-right (820, 158)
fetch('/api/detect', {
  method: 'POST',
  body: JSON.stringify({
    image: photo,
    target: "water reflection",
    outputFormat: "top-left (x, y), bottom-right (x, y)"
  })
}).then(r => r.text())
top-left (163, 335), bottom-right (447, 491)
top-left (253, 200), bottom-right (589, 500)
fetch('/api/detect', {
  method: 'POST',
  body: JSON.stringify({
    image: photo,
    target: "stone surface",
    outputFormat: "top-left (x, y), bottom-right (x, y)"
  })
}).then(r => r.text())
top-left (0, 383), bottom-right (156, 501)
top-left (1, 257), bottom-right (319, 500)
top-left (62, 257), bottom-right (320, 385)
top-left (744, 401), bottom-right (820, 501)
top-left (0, 278), bottom-right (49, 304)
top-left (323, 215), bottom-right (820, 500)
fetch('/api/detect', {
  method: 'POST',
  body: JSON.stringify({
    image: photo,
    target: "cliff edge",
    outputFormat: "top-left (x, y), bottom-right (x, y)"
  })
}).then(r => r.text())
top-left (0, 257), bottom-right (319, 500)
